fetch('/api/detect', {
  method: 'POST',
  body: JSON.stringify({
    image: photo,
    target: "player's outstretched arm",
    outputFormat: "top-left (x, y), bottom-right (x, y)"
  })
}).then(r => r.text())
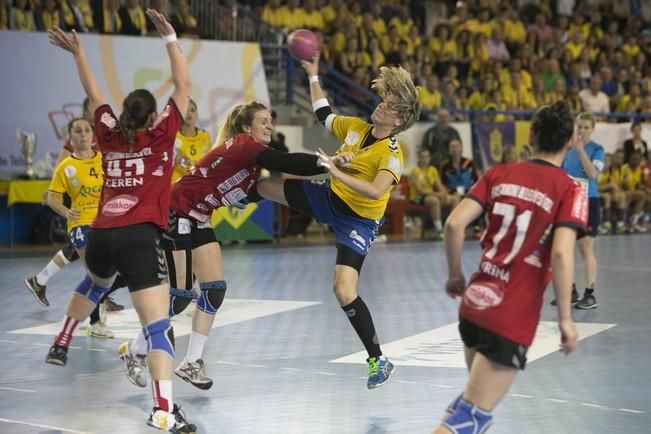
top-left (48, 27), bottom-right (107, 114)
top-left (551, 226), bottom-right (579, 355)
top-left (316, 149), bottom-right (392, 199)
top-left (146, 8), bottom-right (191, 117)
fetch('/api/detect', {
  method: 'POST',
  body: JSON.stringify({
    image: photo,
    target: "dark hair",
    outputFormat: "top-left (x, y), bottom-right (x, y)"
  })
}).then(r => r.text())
top-left (530, 101), bottom-right (574, 153)
top-left (119, 89), bottom-right (157, 145)
top-left (67, 117), bottom-right (91, 134)
top-left (631, 120), bottom-right (642, 130)
top-left (82, 97), bottom-right (90, 113)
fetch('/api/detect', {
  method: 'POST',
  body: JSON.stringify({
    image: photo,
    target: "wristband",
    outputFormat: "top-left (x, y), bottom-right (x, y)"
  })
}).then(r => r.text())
top-left (309, 75), bottom-right (319, 84)
top-left (162, 33), bottom-right (177, 44)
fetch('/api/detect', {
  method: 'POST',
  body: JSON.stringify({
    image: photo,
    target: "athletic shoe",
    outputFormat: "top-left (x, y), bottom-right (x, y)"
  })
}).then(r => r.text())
top-left (550, 288), bottom-right (580, 306)
top-left (147, 404), bottom-right (196, 433)
top-left (24, 276), bottom-right (49, 307)
top-left (367, 355), bottom-right (395, 389)
top-left (103, 296), bottom-right (124, 312)
top-left (575, 293), bottom-right (598, 310)
top-left (45, 344), bottom-right (68, 366)
top-left (175, 359), bottom-right (213, 390)
top-left (598, 222), bottom-right (612, 235)
top-left (87, 321), bottom-right (115, 338)
top-left (615, 222), bottom-right (627, 235)
top-left (118, 341), bottom-right (147, 388)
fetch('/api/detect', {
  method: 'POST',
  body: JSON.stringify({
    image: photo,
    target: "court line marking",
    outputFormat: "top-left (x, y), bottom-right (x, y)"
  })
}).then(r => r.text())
top-left (0, 339), bottom-right (107, 352)
top-left (212, 359), bottom-right (645, 415)
top-left (0, 417), bottom-right (91, 434)
top-left (0, 386), bottom-right (35, 393)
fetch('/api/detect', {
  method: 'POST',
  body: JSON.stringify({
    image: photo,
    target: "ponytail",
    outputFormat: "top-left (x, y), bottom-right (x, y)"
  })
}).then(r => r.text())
top-left (213, 101), bottom-right (268, 148)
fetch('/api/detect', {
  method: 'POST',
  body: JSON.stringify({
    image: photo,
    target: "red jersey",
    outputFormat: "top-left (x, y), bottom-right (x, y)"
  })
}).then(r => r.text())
top-left (170, 133), bottom-right (268, 222)
top-left (92, 99), bottom-right (183, 230)
top-left (460, 160), bottom-right (588, 346)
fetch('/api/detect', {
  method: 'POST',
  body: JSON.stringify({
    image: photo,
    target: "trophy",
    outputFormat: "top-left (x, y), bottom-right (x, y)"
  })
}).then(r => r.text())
top-left (17, 129), bottom-right (37, 179)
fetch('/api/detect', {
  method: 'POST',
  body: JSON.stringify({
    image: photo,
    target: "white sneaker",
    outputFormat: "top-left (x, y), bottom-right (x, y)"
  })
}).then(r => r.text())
top-left (118, 341), bottom-right (147, 388)
top-left (174, 359), bottom-right (213, 390)
top-left (87, 321), bottom-right (114, 338)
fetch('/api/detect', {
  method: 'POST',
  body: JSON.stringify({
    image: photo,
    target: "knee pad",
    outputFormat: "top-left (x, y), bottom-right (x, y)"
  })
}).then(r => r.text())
top-left (59, 246), bottom-right (79, 264)
top-left (197, 280), bottom-right (227, 315)
top-left (443, 398), bottom-right (493, 434)
top-left (74, 275), bottom-right (109, 305)
top-left (169, 287), bottom-right (194, 317)
top-left (143, 318), bottom-right (174, 360)
top-left (445, 393), bottom-right (464, 416)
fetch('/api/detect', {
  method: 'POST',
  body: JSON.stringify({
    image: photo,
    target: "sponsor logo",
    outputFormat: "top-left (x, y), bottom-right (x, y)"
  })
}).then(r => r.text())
top-left (64, 165), bottom-right (77, 177)
top-left (386, 156), bottom-right (402, 176)
top-left (100, 112), bottom-right (117, 129)
top-left (210, 156), bottom-right (224, 169)
top-left (572, 184), bottom-right (589, 221)
top-left (524, 251), bottom-right (543, 268)
top-left (349, 230), bottom-right (367, 246)
top-left (491, 183), bottom-right (554, 213)
top-left (102, 194), bottom-right (138, 216)
top-left (79, 184), bottom-right (102, 198)
top-left (217, 169), bottom-right (250, 193)
top-left (106, 148), bottom-right (152, 160)
top-left (221, 188), bottom-right (248, 209)
top-left (463, 282), bottom-right (504, 310)
top-left (344, 131), bottom-right (360, 146)
top-left (479, 261), bottom-right (510, 283)
top-left (538, 224), bottom-right (553, 245)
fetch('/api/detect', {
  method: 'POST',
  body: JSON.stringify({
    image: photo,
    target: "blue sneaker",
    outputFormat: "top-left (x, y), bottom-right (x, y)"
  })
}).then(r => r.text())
top-left (367, 355), bottom-right (395, 389)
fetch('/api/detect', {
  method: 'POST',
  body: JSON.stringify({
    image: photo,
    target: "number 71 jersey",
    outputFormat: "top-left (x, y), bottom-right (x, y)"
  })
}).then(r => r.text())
top-left (461, 159), bottom-right (588, 347)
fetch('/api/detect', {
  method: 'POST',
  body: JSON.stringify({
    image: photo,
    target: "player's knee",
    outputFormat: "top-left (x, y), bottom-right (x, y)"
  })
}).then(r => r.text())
top-left (197, 280), bottom-right (227, 315)
top-left (169, 287), bottom-right (194, 317)
top-left (59, 246), bottom-right (79, 264)
top-left (143, 318), bottom-right (174, 360)
top-left (74, 275), bottom-right (109, 305)
top-left (443, 398), bottom-right (493, 434)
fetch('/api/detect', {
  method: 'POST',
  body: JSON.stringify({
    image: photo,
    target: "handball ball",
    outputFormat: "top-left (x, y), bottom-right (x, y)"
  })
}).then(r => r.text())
top-left (287, 29), bottom-right (319, 61)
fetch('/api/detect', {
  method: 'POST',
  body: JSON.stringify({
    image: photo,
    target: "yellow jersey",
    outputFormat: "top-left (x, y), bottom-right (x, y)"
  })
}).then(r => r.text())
top-left (409, 166), bottom-right (440, 201)
top-left (49, 151), bottom-right (103, 232)
top-left (622, 164), bottom-right (643, 191)
top-left (599, 166), bottom-right (624, 186)
top-left (172, 129), bottom-right (211, 183)
top-left (419, 87), bottom-right (442, 110)
top-left (329, 116), bottom-right (404, 220)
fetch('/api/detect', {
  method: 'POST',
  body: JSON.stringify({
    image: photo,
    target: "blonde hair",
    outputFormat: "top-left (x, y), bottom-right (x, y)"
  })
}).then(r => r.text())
top-left (214, 101), bottom-right (268, 147)
top-left (371, 66), bottom-right (421, 134)
top-left (576, 111), bottom-right (596, 127)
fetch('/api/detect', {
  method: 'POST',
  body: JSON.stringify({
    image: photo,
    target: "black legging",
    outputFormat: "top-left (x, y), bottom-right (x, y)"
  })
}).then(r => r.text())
top-left (89, 274), bottom-right (126, 324)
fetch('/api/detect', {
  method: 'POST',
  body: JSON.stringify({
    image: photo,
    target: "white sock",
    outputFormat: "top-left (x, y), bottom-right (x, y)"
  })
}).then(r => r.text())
top-left (434, 220), bottom-right (443, 232)
top-left (185, 331), bottom-right (208, 363)
top-left (132, 329), bottom-right (148, 356)
top-left (36, 259), bottom-right (62, 286)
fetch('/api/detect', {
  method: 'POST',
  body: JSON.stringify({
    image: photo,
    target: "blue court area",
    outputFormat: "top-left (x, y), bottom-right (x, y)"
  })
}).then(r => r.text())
top-left (0, 236), bottom-right (649, 433)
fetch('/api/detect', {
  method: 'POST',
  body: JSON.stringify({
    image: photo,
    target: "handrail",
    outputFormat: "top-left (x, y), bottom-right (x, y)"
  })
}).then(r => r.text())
top-left (421, 108), bottom-right (651, 122)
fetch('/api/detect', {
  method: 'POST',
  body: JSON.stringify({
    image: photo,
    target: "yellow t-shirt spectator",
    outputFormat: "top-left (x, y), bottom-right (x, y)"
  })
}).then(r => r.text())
top-left (428, 38), bottom-right (457, 61)
top-left (419, 87), bottom-right (442, 111)
top-left (502, 84), bottom-right (537, 109)
top-left (564, 41), bottom-right (585, 60)
top-left (409, 166), bottom-right (441, 201)
top-left (504, 18), bottom-right (526, 44)
top-left (277, 6), bottom-right (305, 30)
top-left (12, 8), bottom-right (36, 31)
top-left (302, 10), bottom-right (324, 31)
top-left (622, 43), bottom-right (640, 64)
top-left (616, 95), bottom-right (642, 113)
top-left (41, 9), bottom-right (61, 31)
top-left (388, 16), bottom-right (413, 38)
top-left (261, 5), bottom-right (283, 27)
top-left (622, 164), bottom-right (643, 190)
top-left (372, 17), bottom-right (387, 37)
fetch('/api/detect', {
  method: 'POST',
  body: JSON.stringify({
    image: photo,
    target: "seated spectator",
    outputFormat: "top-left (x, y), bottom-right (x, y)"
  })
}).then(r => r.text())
top-left (540, 59), bottom-right (564, 91)
top-left (369, 2), bottom-right (386, 37)
top-left (440, 80), bottom-right (459, 112)
top-left (468, 75), bottom-right (495, 109)
top-left (418, 74), bottom-right (441, 116)
top-left (566, 60), bottom-right (589, 90)
top-left (486, 27), bottom-right (510, 62)
top-left (388, 4), bottom-right (413, 39)
top-left (600, 66), bottom-right (617, 97)
top-left (503, 7), bottom-right (526, 48)
top-left (598, 152), bottom-right (628, 234)
top-left (385, 39), bottom-right (410, 66)
top-left (10, 0), bottom-right (36, 31)
top-left (443, 64), bottom-right (460, 90)
top-left (405, 24), bottom-right (422, 56)
top-left (408, 148), bottom-right (459, 238)
top-left (100, 0), bottom-right (121, 34)
top-left (566, 84), bottom-right (584, 112)
top-left (277, 0), bottom-right (304, 31)
top-left (622, 35), bottom-right (641, 65)
top-left (366, 36), bottom-right (385, 76)
top-left (261, 0), bottom-right (282, 28)
top-left (481, 89), bottom-right (509, 122)
top-left (622, 151), bottom-right (648, 232)
top-left (302, 0), bottom-right (323, 32)
top-left (440, 138), bottom-right (479, 197)
top-left (61, 0), bottom-right (93, 32)
top-left (0, 0), bottom-right (7, 30)
top-left (39, 0), bottom-right (61, 31)
top-left (546, 78), bottom-right (567, 104)
top-left (119, 0), bottom-right (146, 36)
top-left (564, 30), bottom-right (585, 60)
top-left (579, 76), bottom-right (610, 114)
top-left (381, 24), bottom-right (401, 55)
top-left (428, 23), bottom-right (456, 65)
top-left (502, 71), bottom-right (536, 109)
top-left (468, 32), bottom-right (489, 77)
top-left (623, 121), bottom-right (649, 163)
top-left (616, 83), bottom-right (643, 113)
top-left (421, 108), bottom-right (461, 170)
top-left (529, 12), bottom-right (553, 45)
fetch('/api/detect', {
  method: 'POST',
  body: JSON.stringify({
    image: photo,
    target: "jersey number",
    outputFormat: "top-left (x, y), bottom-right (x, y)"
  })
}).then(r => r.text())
top-left (89, 167), bottom-right (99, 179)
top-left (485, 202), bottom-right (532, 264)
top-left (107, 158), bottom-right (145, 177)
top-left (189, 144), bottom-right (197, 156)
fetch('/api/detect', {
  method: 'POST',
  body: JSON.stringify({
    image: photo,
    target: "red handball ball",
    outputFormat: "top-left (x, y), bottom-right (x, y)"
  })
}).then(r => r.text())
top-left (287, 29), bottom-right (319, 61)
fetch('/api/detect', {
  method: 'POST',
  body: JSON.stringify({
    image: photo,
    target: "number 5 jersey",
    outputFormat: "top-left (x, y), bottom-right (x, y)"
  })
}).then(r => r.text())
top-left (461, 159), bottom-right (588, 346)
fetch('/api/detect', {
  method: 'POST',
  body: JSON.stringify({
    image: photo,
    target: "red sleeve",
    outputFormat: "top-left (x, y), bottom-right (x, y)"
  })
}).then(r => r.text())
top-left (63, 138), bottom-right (73, 153)
top-left (555, 180), bottom-right (588, 233)
top-left (238, 134), bottom-right (269, 166)
top-left (93, 104), bottom-right (120, 151)
top-left (151, 98), bottom-right (183, 141)
top-left (466, 167), bottom-right (493, 209)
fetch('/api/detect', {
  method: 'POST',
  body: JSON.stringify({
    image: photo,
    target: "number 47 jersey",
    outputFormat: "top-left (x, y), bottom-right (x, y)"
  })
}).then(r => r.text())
top-left (461, 159), bottom-right (588, 347)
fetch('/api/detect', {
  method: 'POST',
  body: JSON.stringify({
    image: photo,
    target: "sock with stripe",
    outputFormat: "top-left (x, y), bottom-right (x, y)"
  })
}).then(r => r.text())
top-left (54, 315), bottom-right (80, 348)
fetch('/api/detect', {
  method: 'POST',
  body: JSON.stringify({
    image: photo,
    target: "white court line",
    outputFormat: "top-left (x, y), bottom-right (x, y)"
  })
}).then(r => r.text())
top-left (314, 371), bottom-right (336, 376)
top-left (510, 394), bottom-right (533, 399)
top-left (546, 398), bottom-right (569, 403)
top-left (618, 408), bottom-right (645, 414)
top-left (581, 403), bottom-right (609, 410)
top-left (0, 386), bottom-right (35, 393)
top-left (0, 339), bottom-right (105, 351)
top-left (0, 417), bottom-right (91, 434)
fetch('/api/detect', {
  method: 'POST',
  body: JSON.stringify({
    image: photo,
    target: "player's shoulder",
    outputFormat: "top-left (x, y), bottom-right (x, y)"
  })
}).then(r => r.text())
top-left (335, 115), bottom-right (369, 130)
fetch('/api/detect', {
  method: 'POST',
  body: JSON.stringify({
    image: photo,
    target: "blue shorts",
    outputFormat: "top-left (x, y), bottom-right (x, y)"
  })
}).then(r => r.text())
top-left (293, 180), bottom-right (381, 256)
top-left (68, 225), bottom-right (90, 249)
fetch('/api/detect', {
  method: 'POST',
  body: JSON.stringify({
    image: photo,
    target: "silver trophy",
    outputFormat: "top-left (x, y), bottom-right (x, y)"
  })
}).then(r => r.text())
top-left (17, 129), bottom-right (37, 179)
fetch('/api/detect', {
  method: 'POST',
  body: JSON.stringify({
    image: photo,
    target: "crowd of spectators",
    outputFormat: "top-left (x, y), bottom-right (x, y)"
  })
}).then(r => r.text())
top-left (0, 0), bottom-right (201, 38)
top-left (256, 0), bottom-right (651, 121)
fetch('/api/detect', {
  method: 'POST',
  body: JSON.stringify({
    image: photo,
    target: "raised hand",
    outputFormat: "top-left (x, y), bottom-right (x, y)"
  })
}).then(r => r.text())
top-left (331, 151), bottom-right (354, 167)
top-left (48, 27), bottom-right (83, 55)
top-left (145, 8), bottom-right (175, 37)
top-left (300, 51), bottom-right (321, 77)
